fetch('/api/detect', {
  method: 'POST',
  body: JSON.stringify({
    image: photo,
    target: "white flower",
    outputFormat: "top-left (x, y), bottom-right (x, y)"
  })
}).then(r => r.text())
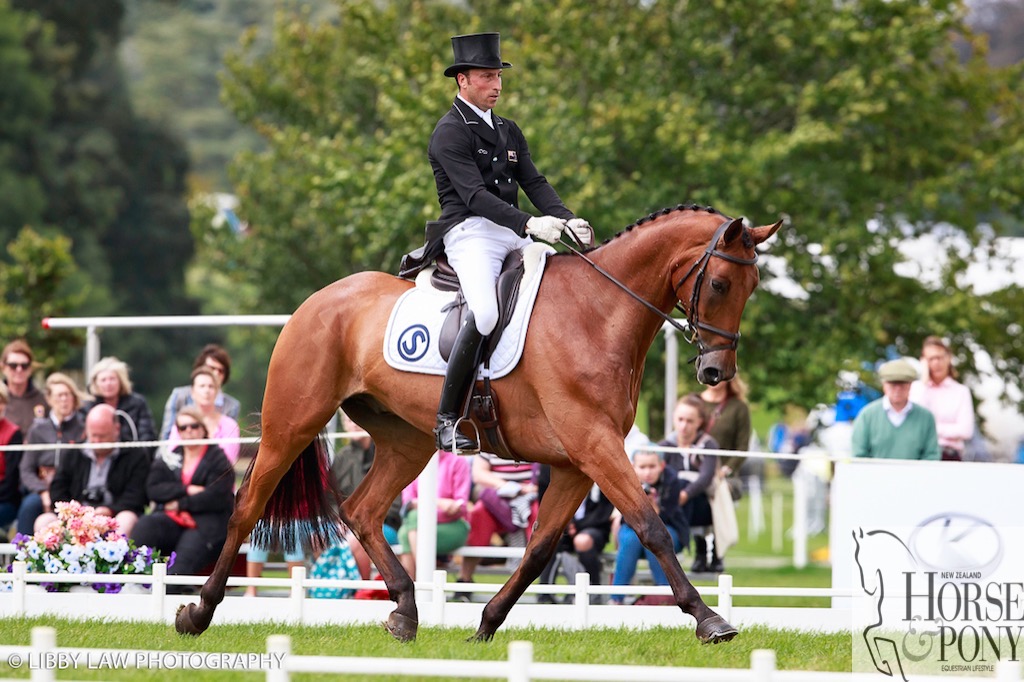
top-left (96, 540), bottom-right (127, 564)
top-left (26, 543), bottom-right (42, 560)
top-left (66, 562), bottom-right (83, 574)
top-left (59, 544), bottom-right (86, 564)
top-left (14, 550), bottom-right (27, 561)
top-left (44, 556), bottom-right (64, 574)
top-left (132, 556), bottom-right (148, 573)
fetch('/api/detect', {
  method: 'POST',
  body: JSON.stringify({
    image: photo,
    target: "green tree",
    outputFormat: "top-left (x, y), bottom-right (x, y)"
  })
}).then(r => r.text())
top-left (197, 0), bottom-right (1024, 423)
top-left (0, 227), bottom-right (85, 369)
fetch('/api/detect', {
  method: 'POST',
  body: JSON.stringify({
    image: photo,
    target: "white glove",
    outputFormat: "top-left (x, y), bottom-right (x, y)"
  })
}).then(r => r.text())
top-left (566, 218), bottom-right (593, 246)
top-left (525, 216), bottom-right (566, 244)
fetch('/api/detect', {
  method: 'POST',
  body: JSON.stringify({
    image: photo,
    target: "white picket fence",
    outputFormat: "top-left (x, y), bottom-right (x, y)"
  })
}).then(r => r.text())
top-left (1, 626), bottom-right (1019, 681)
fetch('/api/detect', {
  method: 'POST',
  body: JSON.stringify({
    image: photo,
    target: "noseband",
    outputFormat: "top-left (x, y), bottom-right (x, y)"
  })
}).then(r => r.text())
top-left (560, 218), bottom-right (758, 364)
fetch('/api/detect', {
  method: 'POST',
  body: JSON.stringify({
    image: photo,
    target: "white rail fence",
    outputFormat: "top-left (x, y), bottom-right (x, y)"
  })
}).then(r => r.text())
top-left (2, 561), bottom-right (854, 632)
top-left (1, 626), bottom-right (1019, 681)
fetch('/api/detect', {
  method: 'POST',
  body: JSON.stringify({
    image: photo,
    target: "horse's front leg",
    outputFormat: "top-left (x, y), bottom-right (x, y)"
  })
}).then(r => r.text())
top-left (472, 467), bottom-right (592, 641)
top-left (584, 449), bottom-right (738, 644)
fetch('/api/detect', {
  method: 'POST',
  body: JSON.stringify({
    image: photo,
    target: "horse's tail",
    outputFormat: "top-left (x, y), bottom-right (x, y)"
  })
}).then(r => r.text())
top-left (247, 432), bottom-right (346, 555)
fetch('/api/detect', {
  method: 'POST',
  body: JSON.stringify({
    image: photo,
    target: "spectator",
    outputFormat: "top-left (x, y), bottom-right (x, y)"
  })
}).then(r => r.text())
top-left (909, 336), bottom-right (975, 461)
top-left (132, 406), bottom-right (234, 582)
top-left (398, 449), bottom-right (471, 580)
top-left (609, 447), bottom-right (686, 605)
top-left (455, 452), bottom-right (538, 593)
top-left (852, 359), bottom-right (940, 461)
top-left (0, 383), bottom-right (23, 532)
top-left (661, 394), bottom-right (722, 573)
top-left (39, 403), bottom-right (149, 535)
top-left (699, 373), bottom-right (752, 476)
top-left (536, 464), bottom-right (614, 601)
top-left (1, 339), bottom-right (47, 434)
top-left (166, 367), bottom-right (241, 464)
top-left (159, 344), bottom-right (241, 440)
top-left (17, 373), bottom-right (87, 535)
top-left (83, 357), bottom-right (157, 460)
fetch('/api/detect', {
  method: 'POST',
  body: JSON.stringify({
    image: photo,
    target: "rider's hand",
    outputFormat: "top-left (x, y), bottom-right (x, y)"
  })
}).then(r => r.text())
top-left (526, 216), bottom-right (566, 244)
top-left (565, 218), bottom-right (593, 246)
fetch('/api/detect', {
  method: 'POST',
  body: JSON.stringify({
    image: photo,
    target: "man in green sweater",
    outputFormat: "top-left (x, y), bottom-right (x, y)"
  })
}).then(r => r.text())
top-left (852, 358), bottom-right (940, 460)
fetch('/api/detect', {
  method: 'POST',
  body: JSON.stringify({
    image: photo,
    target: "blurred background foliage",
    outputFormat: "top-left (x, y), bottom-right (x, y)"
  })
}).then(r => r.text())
top-left (1, 0), bottom-right (1022, 444)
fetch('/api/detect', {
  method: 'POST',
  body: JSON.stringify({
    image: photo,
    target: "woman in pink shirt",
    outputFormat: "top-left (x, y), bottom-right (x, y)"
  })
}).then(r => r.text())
top-left (909, 336), bottom-right (974, 460)
top-left (167, 367), bottom-right (241, 464)
top-left (398, 449), bottom-right (471, 579)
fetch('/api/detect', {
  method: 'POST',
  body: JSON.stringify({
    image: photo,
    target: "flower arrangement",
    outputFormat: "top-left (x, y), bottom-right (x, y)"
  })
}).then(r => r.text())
top-left (12, 500), bottom-right (170, 593)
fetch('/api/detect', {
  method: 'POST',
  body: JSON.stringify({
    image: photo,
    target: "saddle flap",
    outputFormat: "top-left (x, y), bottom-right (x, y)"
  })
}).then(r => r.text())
top-left (430, 255), bottom-right (460, 292)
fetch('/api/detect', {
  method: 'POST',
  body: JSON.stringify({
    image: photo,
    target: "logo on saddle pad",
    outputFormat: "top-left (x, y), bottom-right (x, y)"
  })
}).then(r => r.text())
top-left (383, 244), bottom-right (554, 379)
top-left (397, 324), bottom-right (430, 362)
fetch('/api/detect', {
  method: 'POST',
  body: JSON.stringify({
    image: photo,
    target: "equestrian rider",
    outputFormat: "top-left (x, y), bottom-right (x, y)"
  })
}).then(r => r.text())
top-left (423, 32), bottom-right (593, 454)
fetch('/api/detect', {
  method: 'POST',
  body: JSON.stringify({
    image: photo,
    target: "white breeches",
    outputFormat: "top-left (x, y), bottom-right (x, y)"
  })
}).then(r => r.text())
top-left (442, 216), bottom-right (533, 336)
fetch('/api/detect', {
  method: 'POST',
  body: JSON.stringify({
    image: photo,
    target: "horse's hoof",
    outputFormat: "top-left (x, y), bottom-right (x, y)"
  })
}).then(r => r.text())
top-left (466, 629), bottom-right (495, 643)
top-left (695, 614), bottom-right (738, 644)
top-left (384, 612), bottom-right (418, 642)
top-left (174, 603), bottom-right (207, 637)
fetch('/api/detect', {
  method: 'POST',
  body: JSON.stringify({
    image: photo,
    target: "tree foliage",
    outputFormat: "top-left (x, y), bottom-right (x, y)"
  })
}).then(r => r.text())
top-left (195, 0), bottom-right (1024, 423)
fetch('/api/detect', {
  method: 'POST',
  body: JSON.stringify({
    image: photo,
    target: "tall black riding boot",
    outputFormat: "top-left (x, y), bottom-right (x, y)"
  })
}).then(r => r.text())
top-left (434, 315), bottom-right (486, 453)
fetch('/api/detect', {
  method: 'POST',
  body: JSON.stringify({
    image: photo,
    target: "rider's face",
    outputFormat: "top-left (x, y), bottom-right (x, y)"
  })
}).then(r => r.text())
top-left (459, 69), bottom-right (502, 111)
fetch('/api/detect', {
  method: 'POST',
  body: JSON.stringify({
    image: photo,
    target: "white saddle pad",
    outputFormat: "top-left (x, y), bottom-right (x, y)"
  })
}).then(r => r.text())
top-left (383, 243), bottom-right (554, 378)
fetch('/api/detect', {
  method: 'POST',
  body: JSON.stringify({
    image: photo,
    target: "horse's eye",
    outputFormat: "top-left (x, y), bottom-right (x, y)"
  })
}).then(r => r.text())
top-left (711, 280), bottom-right (727, 294)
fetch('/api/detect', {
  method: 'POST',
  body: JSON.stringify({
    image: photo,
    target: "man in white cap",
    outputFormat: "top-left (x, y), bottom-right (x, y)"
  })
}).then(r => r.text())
top-left (851, 358), bottom-right (940, 460)
top-left (407, 32), bottom-right (592, 454)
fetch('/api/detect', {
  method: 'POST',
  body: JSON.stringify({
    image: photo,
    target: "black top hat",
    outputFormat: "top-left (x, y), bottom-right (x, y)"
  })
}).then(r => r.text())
top-left (444, 32), bottom-right (513, 78)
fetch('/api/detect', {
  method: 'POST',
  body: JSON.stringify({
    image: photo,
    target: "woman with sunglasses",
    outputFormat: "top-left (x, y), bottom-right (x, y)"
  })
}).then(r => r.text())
top-left (1, 339), bottom-right (47, 435)
top-left (166, 367), bottom-right (241, 464)
top-left (131, 405), bottom-right (234, 584)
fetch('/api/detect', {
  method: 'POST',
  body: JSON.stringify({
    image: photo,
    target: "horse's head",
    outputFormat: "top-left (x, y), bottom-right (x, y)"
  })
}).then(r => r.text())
top-left (672, 215), bottom-right (782, 385)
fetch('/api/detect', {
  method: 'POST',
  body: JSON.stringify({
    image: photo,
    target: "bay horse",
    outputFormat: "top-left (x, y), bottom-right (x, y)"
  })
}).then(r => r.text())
top-left (175, 204), bottom-right (782, 644)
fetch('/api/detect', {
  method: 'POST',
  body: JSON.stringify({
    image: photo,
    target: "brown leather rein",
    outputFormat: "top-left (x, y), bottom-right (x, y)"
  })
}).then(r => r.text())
top-left (558, 218), bottom-right (758, 363)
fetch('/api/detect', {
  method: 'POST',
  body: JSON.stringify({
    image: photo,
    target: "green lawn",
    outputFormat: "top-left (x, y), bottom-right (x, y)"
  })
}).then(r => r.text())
top-left (0, 616), bottom-right (851, 681)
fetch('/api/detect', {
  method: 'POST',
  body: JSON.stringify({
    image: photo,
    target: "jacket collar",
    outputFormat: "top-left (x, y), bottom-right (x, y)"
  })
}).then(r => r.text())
top-left (451, 98), bottom-right (504, 146)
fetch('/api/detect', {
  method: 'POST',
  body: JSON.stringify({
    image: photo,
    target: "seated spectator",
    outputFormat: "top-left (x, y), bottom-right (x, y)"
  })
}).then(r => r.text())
top-left (1, 339), bottom-right (47, 434)
top-left (160, 344), bottom-right (241, 440)
top-left (661, 394), bottom-right (722, 573)
top-left (82, 357), bottom-right (157, 460)
top-left (609, 446), bottom-right (685, 605)
top-left (132, 406), bottom-right (234, 581)
top-left (0, 383), bottom-right (24, 533)
top-left (398, 449), bottom-right (471, 580)
top-left (166, 367), bottom-right (241, 464)
top-left (17, 373), bottom-right (87, 535)
top-left (38, 403), bottom-right (149, 535)
top-left (456, 452), bottom-right (539, 593)
top-left (536, 463), bottom-right (614, 601)
top-left (910, 336), bottom-right (974, 461)
top-left (853, 358), bottom-right (940, 460)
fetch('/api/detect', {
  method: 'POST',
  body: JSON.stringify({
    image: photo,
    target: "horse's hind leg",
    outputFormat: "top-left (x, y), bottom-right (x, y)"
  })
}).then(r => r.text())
top-left (175, 432), bottom-right (325, 636)
top-left (472, 467), bottom-right (593, 641)
top-left (340, 410), bottom-right (435, 642)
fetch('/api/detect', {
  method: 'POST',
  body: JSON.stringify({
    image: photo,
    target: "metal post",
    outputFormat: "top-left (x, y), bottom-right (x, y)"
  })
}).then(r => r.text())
top-left (85, 325), bottom-right (100, 378)
top-left (663, 324), bottom-right (678, 439)
top-left (792, 472), bottom-right (808, 569)
top-left (415, 451), bottom-right (439, 592)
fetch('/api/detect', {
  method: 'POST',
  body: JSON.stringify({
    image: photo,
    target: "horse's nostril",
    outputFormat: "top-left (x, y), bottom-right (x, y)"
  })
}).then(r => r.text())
top-left (703, 368), bottom-right (721, 386)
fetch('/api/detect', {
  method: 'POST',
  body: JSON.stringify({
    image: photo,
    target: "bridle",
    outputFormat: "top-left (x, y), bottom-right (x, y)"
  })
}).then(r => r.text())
top-left (559, 218), bottom-right (759, 363)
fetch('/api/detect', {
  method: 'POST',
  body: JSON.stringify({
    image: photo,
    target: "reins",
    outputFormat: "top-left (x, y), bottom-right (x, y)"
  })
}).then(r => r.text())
top-left (558, 218), bottom-right (758, 363)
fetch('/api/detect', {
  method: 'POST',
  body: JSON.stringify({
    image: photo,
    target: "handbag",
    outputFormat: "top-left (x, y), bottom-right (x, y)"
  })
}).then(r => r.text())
top-left (709, 475), bottom-right (739, 559)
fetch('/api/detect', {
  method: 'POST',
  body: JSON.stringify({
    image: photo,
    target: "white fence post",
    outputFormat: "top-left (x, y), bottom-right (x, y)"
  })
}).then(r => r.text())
top-left (747, 475), bottom-right (764, 540)
top-left (429, 569), bottom-right (447, 625)
top-left (751, 649), bottom-right (776, 682)
top-left (12, 561), bottom-right (26, 615)
top-left (30, 626), bottom-right (57, 682)
top-left (771, 492), bottom-right (783, 553)
top-left (507, 640), bottom-right (533, 682)
top-left (289, 566), bottom-right (306, 624)
top-left (573, 572), bottom-right (589, 628)
top-left (415, 452), bottom-right (440, 588)
top-left (792, 472), bottom-right (808, 569)
top-left (266, 634), bottom-right (291, 682)
top-left (717, 574), bottom-right (733, 623)
top-left (150, 561), bottom-right (167, 621)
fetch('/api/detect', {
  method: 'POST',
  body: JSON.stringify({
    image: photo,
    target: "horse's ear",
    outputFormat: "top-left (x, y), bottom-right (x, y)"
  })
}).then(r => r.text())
top-left (722, 217), bottom-right (745, 244)
top-left (749, 219), bottom-right (783, 245)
